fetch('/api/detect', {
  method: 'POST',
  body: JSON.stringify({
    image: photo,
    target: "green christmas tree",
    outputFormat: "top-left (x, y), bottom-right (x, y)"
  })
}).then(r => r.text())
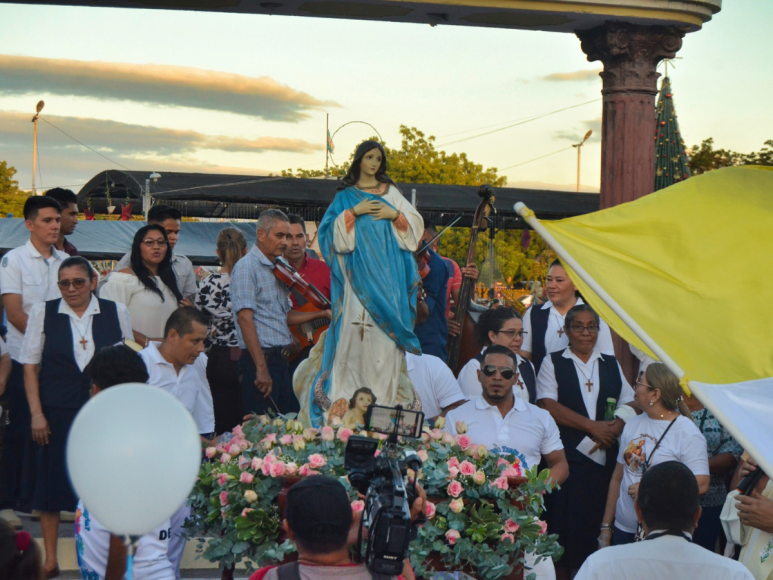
top-left (654, 76), bottom-right (691, 190)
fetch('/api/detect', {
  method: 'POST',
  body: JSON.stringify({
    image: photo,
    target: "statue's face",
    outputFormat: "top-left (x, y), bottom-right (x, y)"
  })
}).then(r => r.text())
top-left (355, 392), bottom-right (373, 412)
top-left (359, 148), bottom-right (382, 179)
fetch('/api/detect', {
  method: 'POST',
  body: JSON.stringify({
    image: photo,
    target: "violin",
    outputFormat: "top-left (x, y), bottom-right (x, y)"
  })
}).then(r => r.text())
top-left (414, 213), bottom-right (463, 280)
top-left (272, 257), bottom-right (331, 310)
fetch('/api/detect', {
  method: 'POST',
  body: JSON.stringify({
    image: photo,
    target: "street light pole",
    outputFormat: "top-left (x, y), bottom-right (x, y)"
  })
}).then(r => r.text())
top-left (572, 130), bottom-right (593, 193)
top-left (31, 100), bottom-right (44, 195)
top-left (143, 172), bottom-right (162, 220)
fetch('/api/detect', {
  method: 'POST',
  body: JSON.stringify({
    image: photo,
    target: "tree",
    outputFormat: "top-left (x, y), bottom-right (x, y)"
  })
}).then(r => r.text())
top-left (0, 161), bottom-right (29, 218)
top-left (688, 138), bottom-right (773, 175)
top-left (654, 77), bottom-right (691, 190)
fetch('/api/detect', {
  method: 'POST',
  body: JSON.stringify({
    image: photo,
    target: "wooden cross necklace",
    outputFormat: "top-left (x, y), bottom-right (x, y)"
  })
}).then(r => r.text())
top-left (574, 359), bottom-right (598, 392)
top-left (73, 317), bottom-right (93, 350)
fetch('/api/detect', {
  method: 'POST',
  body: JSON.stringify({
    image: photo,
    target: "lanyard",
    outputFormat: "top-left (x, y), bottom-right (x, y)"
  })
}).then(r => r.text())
top-left (645, 529), bottom-right (692, 543)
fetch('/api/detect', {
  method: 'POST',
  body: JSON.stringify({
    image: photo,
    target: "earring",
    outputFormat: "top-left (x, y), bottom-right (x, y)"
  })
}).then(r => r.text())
top-left (649, 400), bottom-right (654, 407)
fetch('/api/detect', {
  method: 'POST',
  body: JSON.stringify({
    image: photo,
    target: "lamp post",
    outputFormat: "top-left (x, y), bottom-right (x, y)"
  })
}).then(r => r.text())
top-left (572, 130), bottom-right (592, 193)
top-left (31, 100), bottom-right (44, 195)
top-left (144, 172), bottom-right (161, 220)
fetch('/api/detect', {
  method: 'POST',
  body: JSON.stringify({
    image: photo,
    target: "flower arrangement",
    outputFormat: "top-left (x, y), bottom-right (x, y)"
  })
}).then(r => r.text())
top-left (186, 415), bottom-right (561, 580)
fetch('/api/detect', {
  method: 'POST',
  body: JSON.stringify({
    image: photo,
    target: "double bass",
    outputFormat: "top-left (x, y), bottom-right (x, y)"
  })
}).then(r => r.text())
top-left (446, 184), bottom-right (496, 375)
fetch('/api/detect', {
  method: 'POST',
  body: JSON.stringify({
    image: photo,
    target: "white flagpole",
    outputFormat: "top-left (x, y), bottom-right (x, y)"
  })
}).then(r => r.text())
top-left (515, 201), bottom-right (773, 477)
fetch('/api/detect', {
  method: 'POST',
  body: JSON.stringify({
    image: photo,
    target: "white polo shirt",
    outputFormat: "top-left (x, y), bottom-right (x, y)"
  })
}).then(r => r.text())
top-left (536, 347), bottom-right (634, 420)
top-left (456, 350), bottom-right (533, 403)
top-left (406, 352), bottom-right (466, 420)
top-left (444, 397), bottom-right (563, 470)
top-left (522, 298), bottom-right (614, 358)
top-left (0, 240), bottom-right (67, 360)
top-left (139, 342), bottom-right (215, 434)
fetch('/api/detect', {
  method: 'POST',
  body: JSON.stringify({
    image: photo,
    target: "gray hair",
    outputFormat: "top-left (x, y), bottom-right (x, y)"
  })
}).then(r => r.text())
top-left (256, 209), bottom-right (289, 234)
top-left (564, 303), bottom-right (600, 329)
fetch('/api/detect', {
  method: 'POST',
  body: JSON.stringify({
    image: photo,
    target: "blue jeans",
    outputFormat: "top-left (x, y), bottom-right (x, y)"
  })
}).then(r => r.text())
top-left (238, 349), bottom-right (299, 416)
top-left (613, 526), bottom-right (637, 546)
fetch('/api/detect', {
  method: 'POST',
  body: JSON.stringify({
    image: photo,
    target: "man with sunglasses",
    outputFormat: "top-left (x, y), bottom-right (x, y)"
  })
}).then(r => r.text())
top-left (444, 344), bottom-right (568, 579)
top-left (0, 196), bottom-right (66, 529)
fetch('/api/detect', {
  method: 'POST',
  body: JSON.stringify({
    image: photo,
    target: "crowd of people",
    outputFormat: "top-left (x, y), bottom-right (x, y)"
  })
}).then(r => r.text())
top-left (0, 181), bottom-right (770, 580)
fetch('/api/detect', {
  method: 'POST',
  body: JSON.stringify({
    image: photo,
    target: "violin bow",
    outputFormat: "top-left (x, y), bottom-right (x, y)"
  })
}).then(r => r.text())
top-left (414, 213), bottom-right (464, 256)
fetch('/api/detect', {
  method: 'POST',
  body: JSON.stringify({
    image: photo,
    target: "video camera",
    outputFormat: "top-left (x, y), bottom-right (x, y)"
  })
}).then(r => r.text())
top-left (344, 405), bottom-right (425, 576)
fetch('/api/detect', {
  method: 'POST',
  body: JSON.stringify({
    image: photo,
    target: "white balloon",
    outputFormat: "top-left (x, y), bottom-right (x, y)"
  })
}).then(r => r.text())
top-left (66, 383), bottom-right (201, 536)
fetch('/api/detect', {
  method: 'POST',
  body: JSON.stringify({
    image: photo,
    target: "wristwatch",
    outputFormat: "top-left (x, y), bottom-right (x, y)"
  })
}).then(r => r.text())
top-left (600, 523), bottom-right (613, 531)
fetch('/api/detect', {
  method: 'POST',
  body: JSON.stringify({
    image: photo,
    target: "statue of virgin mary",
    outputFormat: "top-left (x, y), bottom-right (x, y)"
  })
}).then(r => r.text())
top-left (294, 141), bottom-right (424, 427)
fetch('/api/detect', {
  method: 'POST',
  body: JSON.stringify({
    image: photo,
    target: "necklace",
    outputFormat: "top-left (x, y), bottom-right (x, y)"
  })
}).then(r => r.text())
top-left (573, 358), bottom-right (598, 392)
top-left (552, 309), bottom-right (566, 337)
top-left (72, 316), bottom-right (93, 351)
top-left (357, 182), bottom-right (385, 193)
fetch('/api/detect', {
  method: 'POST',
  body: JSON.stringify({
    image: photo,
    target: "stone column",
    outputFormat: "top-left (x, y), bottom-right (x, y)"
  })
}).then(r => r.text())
top-left (577, 23), bottom-right (684, 380)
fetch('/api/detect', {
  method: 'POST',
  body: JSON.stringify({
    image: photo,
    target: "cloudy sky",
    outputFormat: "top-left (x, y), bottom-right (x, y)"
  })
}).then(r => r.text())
top-left (0, 0), bottom-right (770, 194)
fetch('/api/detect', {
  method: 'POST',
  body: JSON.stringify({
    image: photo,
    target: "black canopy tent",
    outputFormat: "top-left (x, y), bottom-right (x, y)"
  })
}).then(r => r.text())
top-left (76, 170), bottom-right (599, 228)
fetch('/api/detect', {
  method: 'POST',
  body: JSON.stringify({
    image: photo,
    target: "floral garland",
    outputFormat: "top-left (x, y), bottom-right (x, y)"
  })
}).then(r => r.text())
top-left (186, 416), bottom-right (562, 580)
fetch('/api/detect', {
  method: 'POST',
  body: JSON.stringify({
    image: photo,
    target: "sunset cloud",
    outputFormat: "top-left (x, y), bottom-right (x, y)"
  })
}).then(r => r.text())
top-left (543, 69), bottom-right (601, 82)
top-left (0, 54), bottom-right (338, 122)
top-left (553, 117), bottom-right (601, 143)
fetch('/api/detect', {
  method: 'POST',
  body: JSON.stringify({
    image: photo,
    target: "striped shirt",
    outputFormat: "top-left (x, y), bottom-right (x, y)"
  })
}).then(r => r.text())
top-left (230, 245), bottom-right (292, 348)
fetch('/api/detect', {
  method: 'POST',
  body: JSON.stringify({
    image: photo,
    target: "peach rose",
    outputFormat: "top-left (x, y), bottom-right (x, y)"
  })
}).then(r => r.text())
top-left (421, 432), bottom-right (430, 444)
top-left (491, 476), bottom-right (509, 490)
top-left (285, 462), bottom-right (299, 476)
top-left (279, 434), bottom-right (293, 445)
top-left (238, 455), bottom-right (250, 471)
top-left (448, 466), bottom-right (460, 479)
top-left (449, 499), bottom-right (464, 514)
top-left (308, 453), bottom-right (327, 469)
top-left (473, 470), bottom-right (486, 485)
top-left (504, 519), bottom-right (520, 533)
top-left (241, 508), bottom-right (254, 517)
top-left (220, 453), bottom-right (232, 464)
top-left (232, 425), bottom-right (244, 437)
top-left (321, 426), bottom-right (335, 441)
top-left (303, 428), bottom-right (319, 441)
top-left (251, 457), bottom-right (263, 471)
top-left (239, 472), bottom-right (254, 484)
top-left (454, 421), bottom-right (468, 434)
top-left (459, 460), bottom-right (476, 477)
top-left (417, 449), bottom-right (429, 463)
top-left (445, 529), bottom-right (461, 545)
top-left (228, 443), bottom-right (242, 456)
top-left (456, 435), bottom-right (472, 450)
top-left (292, 435), bottom-right (306, 451)
top-left (441, 432), bottom-right (456, 445)
top-left (244, 490), bottom-right (258, 503)
top-left (447, 481), bottom-right (464, 498)
top-left (429, 429), bottom-right (443, 441)
top-left (205, 447), bottom-right (217, 459)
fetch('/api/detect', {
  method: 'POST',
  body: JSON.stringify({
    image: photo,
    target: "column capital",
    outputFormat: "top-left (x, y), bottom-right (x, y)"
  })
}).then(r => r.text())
top-left (577, 22), bottom-right (684, 95)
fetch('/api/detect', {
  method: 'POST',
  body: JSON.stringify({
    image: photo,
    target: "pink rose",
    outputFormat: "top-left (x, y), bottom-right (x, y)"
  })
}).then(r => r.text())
top-left (441, 432), bottom-right (456, 445)
top-left (205, 447), bottom-right (217, 459)
top-left (504, 519), bottom-right (520, 533)
top-left (238, 455), bottom-right (250, 471)
top-left (456, 435), bottom-right (471, 450)
top-left (261, 433), bottom-right (277, 449)
top-left (445, 529), bottom-right (461, 545)
top-left (241, 507), bottom-right (253, 517)
top-left (449, 499), bottom-right (464, 514)
top-left (374, 450), bottom-right (381, 457)
top-left (447, 481), bottom-right (464, 498)
top-left (429, 429), bottom-right (443, 441)
top-left (491, 476), bottom-right (509, 490)
top-left (298, 464), bottom-right (312, 477)
top-left (228, 443), bottom-right (242, 456)
top-left (473, 470), bottom-right (486, 485)
top-left (337, 428), bottom-right (353, 443)
top-left (239, 472), bottom-right (254, 484)
top-left (459, 460), bottom-right (476, 477)
top-left (261, 461), bottom-right (271, 476)
top-left (500, 533), bottom-right (515, 543)
top-left (497, 458), bottom-right (510, 468)
top-left (308, 453), bottom-right (327, 469)
top-left (504, 465), bottom-right (523, 478)
top-left (447, 457), bottom-right (460, 469)
top-left (321, 426), bottom-right (335, 441)
top-left (251, 457), bottom-right (263, 471)
top-left (219, 491), bottom-right (229, 506)
top-left (417, 449), bottom-right (429, 463)
top-left (279, 434), bottom-right (293, 445)
top-left (426, 501), bottom-right (436, 519)
top-left (244, 490), bottom-right (258, 503)
top-left (216, 443), bottom-right (226, 452)
top-left (232, 425), bottom-right (244, 437)
top-left (269, 461), bottom-right (287, 477)
top-left (220, 453), bottom-right (232, 464)
top-left (536, 520), bottom-right (548, 535)
top-left (217, 473), bottom-right (229, 486)
top-left (351, 500), bottom-right (365, 513)
top-left (448, 466), bottom-right (460, 479)
top-left (303, 428), bottom-right (319, 441)
top-left (285, 462), bottom-right (299, 476)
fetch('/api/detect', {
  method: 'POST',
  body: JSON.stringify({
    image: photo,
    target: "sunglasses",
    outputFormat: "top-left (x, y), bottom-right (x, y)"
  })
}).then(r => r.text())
top-left (481, 365), bottom-right (516, 380)
top-left (58, 278), bottom-right (89, 290)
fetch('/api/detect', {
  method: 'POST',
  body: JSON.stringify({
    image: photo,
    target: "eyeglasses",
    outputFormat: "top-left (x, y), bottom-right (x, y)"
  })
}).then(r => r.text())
top-left (481, 365), bottom-right (516, 380)
top-left (142, 239), bottom-right (168, 248)
top-left (497, 330), bottom-right (527, 338)
top-left (57, 278), bottom-right (88, 290)
top-left (635, 379), bottom-right (653, 389)
top-left (568, 325), bottom-right (600, 334)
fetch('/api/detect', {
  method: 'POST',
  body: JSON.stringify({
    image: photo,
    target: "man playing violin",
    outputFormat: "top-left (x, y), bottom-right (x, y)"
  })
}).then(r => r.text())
top-left (231, 209), bottom-right (331, 416)
top-left (284, 214), bottom-right (331, 376)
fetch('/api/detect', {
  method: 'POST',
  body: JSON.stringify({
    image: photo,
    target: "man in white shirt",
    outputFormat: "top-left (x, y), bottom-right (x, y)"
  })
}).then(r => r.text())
top-left (444, 344), bottom-right (569, 580)
top-left (576, 461), bottom-right (753, 580)
top-left (0, 196), bottom-right (65, 528)
top-left (522, 260), bottom-right (614, 374)
top-left (405, 352), bottom-right (465, 421)
top-left (101, 205), bottom-right (197, 303)
top-left (139, 306), bottom-right (214, 579)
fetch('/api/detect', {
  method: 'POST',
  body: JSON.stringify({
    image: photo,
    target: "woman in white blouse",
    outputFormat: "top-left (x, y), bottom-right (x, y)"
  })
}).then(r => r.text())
top-left (20, 256), bottom-right (132, 577)
top-left (101, 224), bottom-right (183, 346)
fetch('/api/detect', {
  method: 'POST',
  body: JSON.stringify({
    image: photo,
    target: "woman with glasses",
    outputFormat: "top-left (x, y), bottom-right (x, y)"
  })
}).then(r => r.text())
top-left (456, 307), bottom-right (537, 403)
top-left (599, 363), bottom-right (709, 547)
top-left (536, 304), bottom-right (635, 579)
top-left (101, 224), bottom-right (183, 347)
top-left (19, 256), bottom-right (132, 577)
